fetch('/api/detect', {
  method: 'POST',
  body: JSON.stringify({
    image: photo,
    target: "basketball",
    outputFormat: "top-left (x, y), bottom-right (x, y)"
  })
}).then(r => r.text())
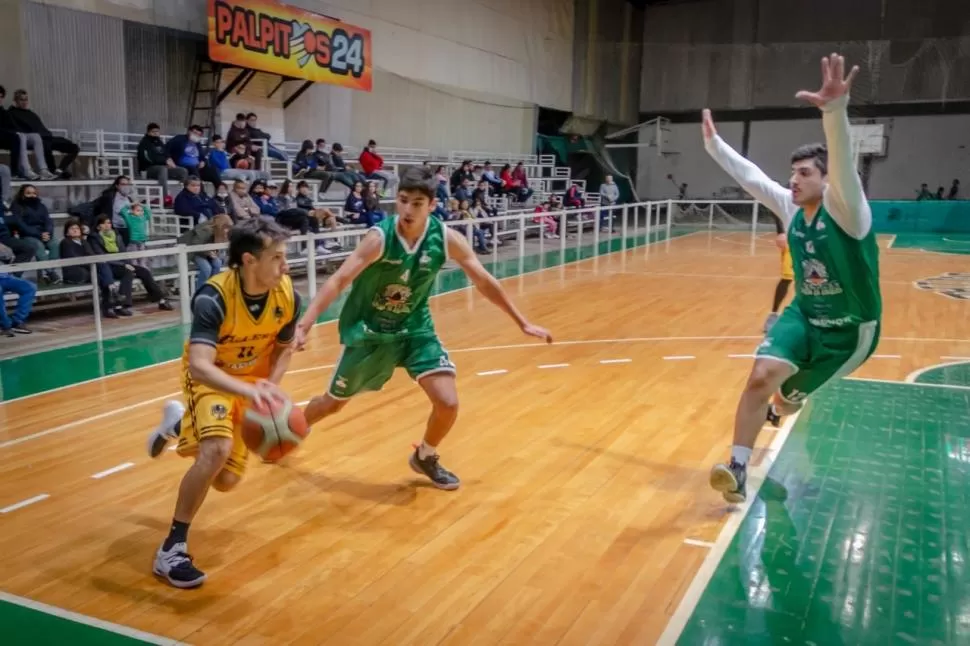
top-left (240, 398), bottom-right (310, 462)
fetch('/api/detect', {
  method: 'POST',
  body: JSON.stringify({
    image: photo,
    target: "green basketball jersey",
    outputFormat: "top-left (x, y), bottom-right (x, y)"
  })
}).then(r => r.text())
top-left (788, 205), bottom-right (881, 328)
top-left (338, 216), bottom-right (449, 346)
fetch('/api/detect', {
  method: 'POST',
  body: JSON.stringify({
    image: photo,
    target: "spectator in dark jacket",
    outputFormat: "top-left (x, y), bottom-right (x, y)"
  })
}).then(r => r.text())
top-left (8, 89), bottom-right (79, 178)
top-left (173, 177), bottom-right (222, 230)
top-left (166, 125), bottom-right (206, 176)
top-left (58, 218), bottom-right (129, 318)
top-left (0, 214), bottom-right (34, 265)
top-left (449, 161), bottom-right (474, 193)
top-left (177, 214), bottom-right (232, 292)
top-left (136, 122), bottom-right (187, 198)
top-left (89, 215), bottom-right (172, 311)
top-left (245, 112), bottom-right (287, 162)
top-left (226, 113), bottom-right (262, 170)
top-left (9, 184), bottom-right (58, 282)
top-left (327, 143), bottom-right (366, 189)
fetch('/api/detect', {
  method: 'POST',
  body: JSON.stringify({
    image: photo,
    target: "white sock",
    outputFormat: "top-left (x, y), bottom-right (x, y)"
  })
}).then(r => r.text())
top-left (417, 441), bottom-right (437, 460)
top-left (731, 445), bottom-right (752, 466)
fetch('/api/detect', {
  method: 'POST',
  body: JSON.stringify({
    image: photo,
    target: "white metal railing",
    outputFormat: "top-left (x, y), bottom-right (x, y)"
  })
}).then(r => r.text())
top-left (448, 151), bottom-right (539, 166)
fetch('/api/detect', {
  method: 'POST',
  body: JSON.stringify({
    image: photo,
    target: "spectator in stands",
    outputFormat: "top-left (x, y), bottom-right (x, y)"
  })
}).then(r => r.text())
top-left (948, 179), bottom-right (960, 200)
top-left (481, 162), bottom-right (503, 192)
top-left (8, 89), bottom-right (78, 179)
top-left (90, 215), bottom-right (172, 311)
top-left (935, 186), bottom-right (945, 200)
top-left (446, 198), bottom-right (460, 220)
top-left (295, 180), bottom-right (342, 251)
top-left (0, 87), bottom-right (50, 181)
top-left (471, 195), bottom-right (499, 243)
top-left (433, 165), bottom-right (449, 202)
top-left (598, 174), bottom-right (620, 232)
top-left (177, 214), bottom-right (232, 293)
top-left (167, 125), bottom-right (206, 177)
top-left (205, 135), bottom-right (260, 186)
top-left (916, 183), bottom-right (933, 200)
top-left (293, 140), bottom-right (334, 190)
top-left (343, 181), bottom-right (368, 225)
top-left (9, 184), bottom-right (59, 283)
top-left (472, 179), bottom-right (491, 205)
top-left (358, 140), bottom-right (398, 195)
top-left (363, 180), bottom-right (386, 225)
top-left (59, 218), bottom-right (131, 318)
top-left (137, 122), bottom-right (188, 198)
top-left (174, 177), bottom-right (221, 228)
top-left (456, 199), bottom-right (490, 254)
top-left (564, 183), bottom-right (585, 211)
top-left (96, 175), bottom-right (134, 246)
top-left (249, 180), bottom-right (280, 221)
top-left (246, 112), bottom-right (287, 163)
top-left (0, 210), bottom-right (34, 265)
top-left (228, 178), bottom-right (259, 221)
top-left (226, 113), bottom-right (262, 169)
top-left (450, 161), bottom-right (474, 193)
top-left (213, 182), bottom-right (235, 220)
top-left (227, 141), bottom-right (268, 182)
top-left (0, 241), bottom-right (35, 335)
top-left (120, 200), bottom-right (153, 266)
top-left (511, 162), bottom-right (529, 189)
top-left (500, 163), bottom-right (533, 203)
top-left (0, 163), bottom-right (10, 208)
top-left (431, 198), bottom-right (450, 221)
top-left (533, 200), bottom-right (560, 239)
top-left (328, 142), bottom-right (366, 189)
top-left (453, 178), bottom-right (473, 204)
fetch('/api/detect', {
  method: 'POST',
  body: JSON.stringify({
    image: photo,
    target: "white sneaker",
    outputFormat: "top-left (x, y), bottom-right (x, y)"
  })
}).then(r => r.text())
top-left (38, 169), bottom-right (58, 181)
top-left (153, 542), bottom-right (206, 588)
top-left (147, 400), bottom-right (185, 458)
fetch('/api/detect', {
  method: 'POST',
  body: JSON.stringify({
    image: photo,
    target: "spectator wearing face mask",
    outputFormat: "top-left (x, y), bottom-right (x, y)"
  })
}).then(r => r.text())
top-left (9, 183), bottom-right (59, 283)
top-left (358, 139), bottom-right (398, 195)
top-left (227, 179), bottom-right (260, 221)
top-left (166, 125), bottom-right (206, 176)
top-left (226, 112), bottom-right (263, 170)
top-left (213, 182), bottom-right (236, 221)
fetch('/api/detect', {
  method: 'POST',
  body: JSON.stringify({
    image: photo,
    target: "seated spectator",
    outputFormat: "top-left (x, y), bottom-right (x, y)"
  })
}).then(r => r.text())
top-left (453, 178), bottom-right (473, 204)
top-left (446, 198), bottom-right (460, 220)
top-left (8, 89), bottom-right (78, 179)
top-left (471, 196), bottom-right (499, 244)
top-left (213, 182), bottom-right (235, 220)
top-left (0, 209), bottom-right (34, 265)
top-left (533, 200), bottom-right (560, 239)
top-left (344, 181), bottom-right (370, 226)
top-left (177, 214), bottom-right (232, 292)
top-left (564, 183), bottom-right (586, 210)
top-left (295, 180), bottom-right (341, 251)
top-left (227, 141), bottom-right (269, 182)
top-left (293, 139), bottom-right (334, 190)
top-left (58, 218), bottom-right (131, 318)
top-left (328, 143), bottom-right (366, 189)
top-left (90, 215), bottom-right (172, 311)
top-left (311, 138), bottom-right (329, 166)
top-left (8, 184), bottom-right (59, 283)
top-left (173, 177), bottom-right (222, 229)
top-left (433, 165), bottom-right (449, 203)
top-left (226, 112), bottom-right (263, 169)
top-left (0, 241), bottom-right (36, 335)
top-left (457, 199), bottom-right (490, 254)
top-left (511, 162), bottom-right (529, 189)
top-left (275, 179), bottom-right (314, 233)
top-left (96, 175), bottom-right (134, 246)
top-left (481, 162), bottom-right (503, 192)
top-left (598, 174), bottom-right (620, 232)
top-left (228, 178), bottom-right (259, 221)
top-left (0, 87), bottom-right (50, 181)
top-left (431, 198), bottom-right (450, 221)
top-left (358, 140), bottom-right (398, 195)
top-left (167, 125), bottom-right (205, 177)
top-left (472, 179), bottom-right (491, 206)
top-left (205, 135), bottom-right (262, 185)
top-left (246, 112), bottom-right (287, 162)
top-left (119, 200), bottom-right (153, 266)
top-left (136, 122), bottom-right (188, 198)
top-left (363, 181), bottom-right (386, 226)
top-left (449, 161), bottom-right (474, 194)
top-left (0, 163), bottom-right (10, 208)
top-left (500, 163), bottom-right (533, 203)
top-left (249, 179), bottom-right (280, 221)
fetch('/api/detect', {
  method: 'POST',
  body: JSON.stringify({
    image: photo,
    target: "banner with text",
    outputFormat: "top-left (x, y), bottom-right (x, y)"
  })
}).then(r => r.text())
top-left (207, 0), bottom-right (372, 92)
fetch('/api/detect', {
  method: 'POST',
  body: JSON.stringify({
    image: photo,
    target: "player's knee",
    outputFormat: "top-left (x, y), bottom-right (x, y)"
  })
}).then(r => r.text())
top-left (431, 391), bottom-right (459, 415)
top-left (196, 437), bottom-right (232, 474)
top-left (212, 469), bottom-right (241, 492)
top-left (746, 362), bottom-right (786, 396)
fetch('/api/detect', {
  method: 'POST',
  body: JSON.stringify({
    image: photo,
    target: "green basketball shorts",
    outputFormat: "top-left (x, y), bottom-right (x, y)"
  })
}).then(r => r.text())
top-left (327, 335), bottom-right (456, 399)
top-left (756, 305), bottom-right (880, 405)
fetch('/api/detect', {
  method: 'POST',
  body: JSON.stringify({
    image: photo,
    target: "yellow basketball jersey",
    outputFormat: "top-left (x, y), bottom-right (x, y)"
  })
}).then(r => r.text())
top-left (182, 270), bottom-right (297, 380)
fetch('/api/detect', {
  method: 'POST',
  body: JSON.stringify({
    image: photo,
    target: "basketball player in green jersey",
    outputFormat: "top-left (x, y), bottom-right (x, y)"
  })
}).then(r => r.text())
top-left (294, 165), bottom-right (553, 490)
top-left (703, 54), bottom-right (882, 503)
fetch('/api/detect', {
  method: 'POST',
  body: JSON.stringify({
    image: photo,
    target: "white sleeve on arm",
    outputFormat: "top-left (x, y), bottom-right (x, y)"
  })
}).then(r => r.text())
top-left (820, 95), bottom-right (872, 239)
top-left (704, 135), bottom-right (798, 227)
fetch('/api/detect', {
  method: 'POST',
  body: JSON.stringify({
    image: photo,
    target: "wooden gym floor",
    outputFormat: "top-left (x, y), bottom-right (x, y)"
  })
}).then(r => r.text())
top-left (1, 230), bottom-right (968, 645)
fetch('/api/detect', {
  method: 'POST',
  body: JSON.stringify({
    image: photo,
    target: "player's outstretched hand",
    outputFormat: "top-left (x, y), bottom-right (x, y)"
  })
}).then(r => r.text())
top-left (250, 379), bottom-right (287, 409)
top-left (521, 322), bottom-right (553, 344)
top-left (701, 109), bottom-right (717, 142)
top-left (293, 324), bottom-right (310, 352)
top-left (795, 53), bottom-right (858, 108)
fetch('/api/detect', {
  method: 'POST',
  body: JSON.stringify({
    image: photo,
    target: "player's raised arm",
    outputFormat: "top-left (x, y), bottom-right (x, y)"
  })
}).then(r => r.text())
top-left (702, 109), bottom-right (798, 226)
top-left (445, 228), bottom-right (552, 343)
top-left (294, 229), bottom-right (384, 348)
top-left (797, 54), bottom-right (872, 240)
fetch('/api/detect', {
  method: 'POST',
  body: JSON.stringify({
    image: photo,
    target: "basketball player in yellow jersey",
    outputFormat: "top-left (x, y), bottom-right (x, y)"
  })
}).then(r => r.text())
top-left (145, 218), bottom-right (301, 588)
top-left (764, 213), bottom-right (794, 333)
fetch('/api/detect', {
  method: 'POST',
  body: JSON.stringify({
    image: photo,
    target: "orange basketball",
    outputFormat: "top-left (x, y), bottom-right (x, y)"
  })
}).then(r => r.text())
top-left (241, 398), bottom-right (310, 462)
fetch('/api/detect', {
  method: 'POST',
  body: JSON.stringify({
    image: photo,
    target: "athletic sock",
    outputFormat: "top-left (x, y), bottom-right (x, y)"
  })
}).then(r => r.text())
top-left (731, 446), bottom-right (752, 467)
top-left (417, 440), bottom-right (437, 460)
top-left (163, 520), bottom-right (190, 551)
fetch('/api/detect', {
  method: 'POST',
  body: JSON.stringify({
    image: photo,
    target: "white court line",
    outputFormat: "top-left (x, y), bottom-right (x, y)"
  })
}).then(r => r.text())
top-left (538, 363), bottom-right (569, 369)
top-left (0, 393), bottom-right (178, 451)
top-left (663, 355), bottom-right (695, 361)
top-left (599, 358), bottom-right (632, 364)
top-left (0, 591), bottom-right (185, 645)
top-left (902, 360), bottom-right (970, 385)
top-left (287, 363), bottom-right (334, 375)
top-left (941, 356), bottom-right (970, 360)
top-left (476, 369), bottom-right (508, 376)
top-left (0, 493), bottom-right (50, 514)
top-left (871, 354), bottom-right (902, 359)
top-left (728, 354), bottom-right (755, 359)
top-left (657, 410), bottom-right (802, 646)
top-left (682, 538), bottom-right (715, 549)
top-left (91, 462), bottom-right (135, 480)
top-left (847, 376), bottom-right (970, 391)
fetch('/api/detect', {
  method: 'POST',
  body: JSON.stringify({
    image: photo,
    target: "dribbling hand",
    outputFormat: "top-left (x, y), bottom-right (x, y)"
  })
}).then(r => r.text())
top-left (293, 325), bottom-right (310, 352)
top-left (521, 322), bottom-right (553, 344)
top-left (249, 380), bottom-right (287, 410)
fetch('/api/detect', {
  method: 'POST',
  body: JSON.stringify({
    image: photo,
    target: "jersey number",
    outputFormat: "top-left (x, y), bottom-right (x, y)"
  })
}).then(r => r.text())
top-left (237, 346), bottom-right (255, 360)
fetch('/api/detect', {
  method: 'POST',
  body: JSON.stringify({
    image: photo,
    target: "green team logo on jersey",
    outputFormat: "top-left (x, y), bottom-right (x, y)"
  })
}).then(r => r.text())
top-left (800, 258), bottom-right (844, 296)
top-left (373, 283), bottom-right (414, 314)
top-left (915, 272), bottom-right (970, 300)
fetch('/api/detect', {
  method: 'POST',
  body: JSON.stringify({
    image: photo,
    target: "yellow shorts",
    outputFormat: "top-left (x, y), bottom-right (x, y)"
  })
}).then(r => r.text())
top-left (175, 372), bottom-right (250, 478)
top-left (780, 247), bottom-right (794, 281)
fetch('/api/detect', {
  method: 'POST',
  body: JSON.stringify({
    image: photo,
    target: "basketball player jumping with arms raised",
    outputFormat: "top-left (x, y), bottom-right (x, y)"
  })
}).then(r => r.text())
top-left (294, 165), bottom-right (552, 490)
top-left (703, 54), bottom-right (882, 503)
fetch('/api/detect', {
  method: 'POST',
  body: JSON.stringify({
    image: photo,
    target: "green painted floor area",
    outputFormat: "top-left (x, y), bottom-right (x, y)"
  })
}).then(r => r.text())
top-left (0, 230), bottom-right (672, 400)
top-left (890, 232), bottom-right (970, 255)
top-left (915, 361), bottom-right (970, 388)
top-left (1, 599), bottom-right (159, 645)
top-left (678, 378), bottom-right (970, 645)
